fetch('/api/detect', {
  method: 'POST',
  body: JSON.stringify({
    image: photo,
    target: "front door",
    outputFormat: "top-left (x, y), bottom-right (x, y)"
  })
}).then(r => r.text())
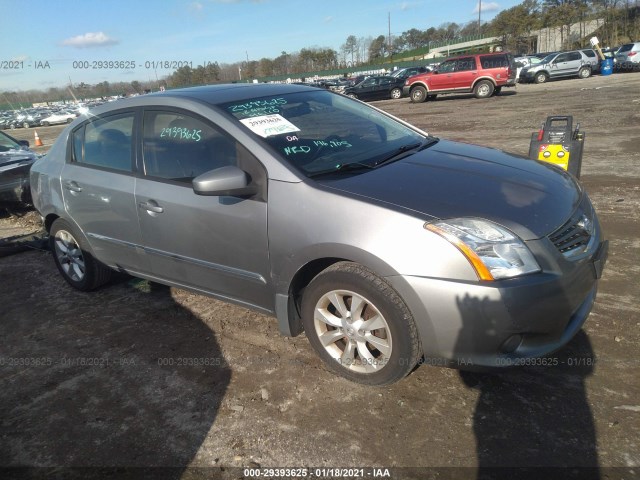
top-left (134, 109), bottom-right (272, 311)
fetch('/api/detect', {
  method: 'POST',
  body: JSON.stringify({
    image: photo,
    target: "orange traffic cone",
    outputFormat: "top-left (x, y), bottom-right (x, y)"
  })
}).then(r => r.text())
top-left (34, 131), bottom-right (44, 147)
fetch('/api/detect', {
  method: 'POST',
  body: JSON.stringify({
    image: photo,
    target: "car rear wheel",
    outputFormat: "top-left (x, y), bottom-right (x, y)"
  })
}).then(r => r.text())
top-left (535, 72), bottom-right (549, 84)
top-left (474, 80), bottom-right (494, 99)
top-left (42, 121), bottom-right (50, 126)
top-left (50, 219), bottom-right (112, 291)
top-left (493, 86), bottom-right (503, 96)
top-left (66, 118), bottom-right (73, 123)
top-left (390, 88), bottom-right (402, 99)
top-left (578, 67), bottom-right (591, 79)
top-left (301, 262), bottom-right (421, 385)
top-left (347, 93), bottom-right (357, 99)
top-left (23, 122), bottom-right (30, 129)
top-left (410, 86), bottom-right (427, 103)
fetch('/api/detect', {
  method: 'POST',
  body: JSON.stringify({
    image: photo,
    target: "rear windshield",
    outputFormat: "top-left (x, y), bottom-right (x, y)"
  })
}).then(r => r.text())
top-left (220, 89), bottom-right (426, 177)
top-left (619, 44), bottom-right (634, 52)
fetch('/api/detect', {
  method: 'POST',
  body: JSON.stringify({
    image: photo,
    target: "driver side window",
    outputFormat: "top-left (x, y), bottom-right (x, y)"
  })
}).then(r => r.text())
top-left (142, 111), bottom-right (238, 183)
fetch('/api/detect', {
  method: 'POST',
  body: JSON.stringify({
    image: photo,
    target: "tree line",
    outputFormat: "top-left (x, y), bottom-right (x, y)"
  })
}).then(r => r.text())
top-left (2, 0), bottom-right (638, 105)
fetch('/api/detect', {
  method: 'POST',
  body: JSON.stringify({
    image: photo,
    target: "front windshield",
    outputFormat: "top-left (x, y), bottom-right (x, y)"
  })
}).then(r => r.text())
top-left (541, 53), bottom-right (557, 64)
top-left (221, 89), bottom-right (427, 177)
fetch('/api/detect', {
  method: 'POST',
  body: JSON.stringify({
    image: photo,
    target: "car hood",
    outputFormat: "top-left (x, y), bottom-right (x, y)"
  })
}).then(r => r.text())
top-left (316, 139), bottom-right (582, 240)
top-left (0, 149), bottom-right (37, 167)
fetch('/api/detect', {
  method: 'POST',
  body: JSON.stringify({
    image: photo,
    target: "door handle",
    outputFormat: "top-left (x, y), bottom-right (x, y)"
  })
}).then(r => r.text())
top-left (139, 200), bottom-right (164, 214)
top-left (63, 180), bottom-right (82, 193)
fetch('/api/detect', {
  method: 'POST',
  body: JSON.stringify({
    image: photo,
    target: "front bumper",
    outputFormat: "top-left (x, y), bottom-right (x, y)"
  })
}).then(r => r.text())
top-left (387, 238), bottom-right (608, 369)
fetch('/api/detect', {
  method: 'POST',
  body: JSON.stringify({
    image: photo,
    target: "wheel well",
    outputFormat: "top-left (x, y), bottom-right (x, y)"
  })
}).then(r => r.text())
top-left (286, 257), bottom-right (348, 334)
top-left (472, 78), bottom-right (497, 88)
top-left (410, 82), bottom-right (428, 92)
top-left (44, 214), bottom-right (59, 233)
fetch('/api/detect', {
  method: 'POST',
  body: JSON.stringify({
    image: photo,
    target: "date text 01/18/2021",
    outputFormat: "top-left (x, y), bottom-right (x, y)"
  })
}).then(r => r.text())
top-left (243, 467), bottom-right (391, 478)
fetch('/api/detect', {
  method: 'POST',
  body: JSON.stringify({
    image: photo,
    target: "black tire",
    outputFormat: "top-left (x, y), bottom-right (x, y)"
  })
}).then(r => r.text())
top-left (390, 88), bottom-right (402, 100)
top-left (493, 86), bottom-right (503, 96)
top-left (578, 67), bottom-right (591, 79)
top-left (474, 80), bottom-right (494, 99)
top-left (66, 118), bottom-right (73, 123)
top-left (534, 72), bottom-right (548, 84)
top-left (347, 93), bottom-right (357, 99)
top-left (49, 218), bottom-right (112, 291)
top-left (427, 94), bottom-right (438, 100)
top-left (42, 121), bottom-right (50, 127)
top-left (301, 262), bottom-right (421, 385)
top-left (23, 122), bottom-right (30, 129)
top-left (410, 86), bottom-right (427, 103)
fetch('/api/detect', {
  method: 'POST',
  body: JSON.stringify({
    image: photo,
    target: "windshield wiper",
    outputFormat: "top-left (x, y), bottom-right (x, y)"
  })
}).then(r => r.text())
top-left (373, 137), bottom-right (439, 168)
top-left (307, 162), bottom-right (375, 178)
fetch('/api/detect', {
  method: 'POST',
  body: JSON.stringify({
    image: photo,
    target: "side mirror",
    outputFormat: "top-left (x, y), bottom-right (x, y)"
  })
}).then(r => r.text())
top-left (192, 165), bottom-right (257, 197)
top-left (18, 140), bottom-right (30, 148)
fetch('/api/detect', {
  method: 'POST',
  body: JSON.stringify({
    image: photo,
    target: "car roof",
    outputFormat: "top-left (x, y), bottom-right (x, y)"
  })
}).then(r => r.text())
top-left (145, 83), bottom-right (318, 106)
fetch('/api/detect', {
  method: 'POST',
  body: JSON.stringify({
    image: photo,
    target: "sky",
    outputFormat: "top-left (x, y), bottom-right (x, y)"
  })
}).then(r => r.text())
top-left (0, 0), bottom-right (524, 92)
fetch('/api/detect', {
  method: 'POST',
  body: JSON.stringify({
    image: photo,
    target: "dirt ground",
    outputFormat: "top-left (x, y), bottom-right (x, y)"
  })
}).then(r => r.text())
top-left (1, 73), bottom-right (639, 479)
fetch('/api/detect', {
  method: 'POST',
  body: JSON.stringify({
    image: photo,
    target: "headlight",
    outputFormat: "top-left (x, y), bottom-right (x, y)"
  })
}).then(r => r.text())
top-left (425, 218), bottom-right (541, 281)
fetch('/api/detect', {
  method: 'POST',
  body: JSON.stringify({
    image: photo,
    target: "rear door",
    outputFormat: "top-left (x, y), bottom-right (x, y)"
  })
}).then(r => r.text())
top-left (60, 110), bottom-right (149, 273)
top-left (452, 56), bottom-right (477, 90)
top-left (134, 109), bottom-right (272, 310)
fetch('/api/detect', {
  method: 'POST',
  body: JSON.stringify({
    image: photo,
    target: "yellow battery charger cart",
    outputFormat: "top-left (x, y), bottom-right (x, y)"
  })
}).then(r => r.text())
top-left (528, 116), bottom-right (585, 178)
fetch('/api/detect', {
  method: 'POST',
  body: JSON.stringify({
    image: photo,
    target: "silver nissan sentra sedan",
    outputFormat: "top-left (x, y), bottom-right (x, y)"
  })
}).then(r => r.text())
top-left (30, 83), bottom-right (608, 385)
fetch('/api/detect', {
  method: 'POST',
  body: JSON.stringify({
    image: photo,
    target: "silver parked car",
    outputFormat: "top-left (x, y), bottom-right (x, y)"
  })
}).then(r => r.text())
top-left (615, 42), bottom-right (640, 70)
top-left (30, 84), bottom-right (608, 385)
top-left (519, 49), bottom-right (599, 83)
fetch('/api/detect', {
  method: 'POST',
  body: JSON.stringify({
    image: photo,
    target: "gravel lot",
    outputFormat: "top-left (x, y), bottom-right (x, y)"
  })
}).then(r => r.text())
top-left (1, 73), bottom-right (639, 479)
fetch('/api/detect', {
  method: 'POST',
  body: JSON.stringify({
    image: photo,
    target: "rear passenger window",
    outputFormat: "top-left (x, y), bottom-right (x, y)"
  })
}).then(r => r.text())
top-left (568, 52), bottom-right (582, 61)
top-left (73, 113), bottom-right (134, 172)
top-left (455, 57), bottom-right (476, 71)
top-left (480, 54), bottom-right (508, 69)
top-left (142, 111), bottom-right (237, 183)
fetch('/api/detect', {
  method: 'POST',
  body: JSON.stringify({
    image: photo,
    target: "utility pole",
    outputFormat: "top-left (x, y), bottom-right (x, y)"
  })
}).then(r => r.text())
top-left (478, 1), bottom-right (481, 37)
top-left (388, 12), bottom-right (392, 60)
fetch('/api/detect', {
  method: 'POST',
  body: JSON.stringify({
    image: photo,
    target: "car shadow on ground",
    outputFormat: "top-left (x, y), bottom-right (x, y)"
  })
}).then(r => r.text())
top-left (0, 253), bottom-right (230, 476)
top-left (454, 292), bottom-right (599, 479)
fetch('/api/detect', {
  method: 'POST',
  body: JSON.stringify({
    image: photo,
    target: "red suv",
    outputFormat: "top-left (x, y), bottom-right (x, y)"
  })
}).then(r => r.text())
top-left (403, 52), bottom-right (517, 103)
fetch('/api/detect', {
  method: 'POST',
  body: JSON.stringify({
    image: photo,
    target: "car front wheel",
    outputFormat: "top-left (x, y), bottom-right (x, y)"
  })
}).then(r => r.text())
top-left (535, 72), bottom-right (549, 84)
top-left (390, 88), bottom-right (402, 99)
top-left (347, 93), bottom-right (357, 99)
top-left (410, 86), bottom-right (427, 103)
top-left (50, 219), bottom-right (112, 291)
top-left (301, 262), bottom-right (421, 385)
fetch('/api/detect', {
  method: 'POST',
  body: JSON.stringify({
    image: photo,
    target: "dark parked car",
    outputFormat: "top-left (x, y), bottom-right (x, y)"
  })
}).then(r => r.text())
top-left (0, 131), bottom-right (37, 203)
top-left (343, 75), bottom-right (407, 100)
top-left (30, 83), bottom-right (607, 385)
top-left (9, 111), bottom-right (45, 129)
top-left (389, 66), bottom-right (431, 80)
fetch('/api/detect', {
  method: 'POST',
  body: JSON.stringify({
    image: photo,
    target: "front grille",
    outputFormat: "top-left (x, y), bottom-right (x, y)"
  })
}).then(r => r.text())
top-left (549, 210), bottom-right (594, 256)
